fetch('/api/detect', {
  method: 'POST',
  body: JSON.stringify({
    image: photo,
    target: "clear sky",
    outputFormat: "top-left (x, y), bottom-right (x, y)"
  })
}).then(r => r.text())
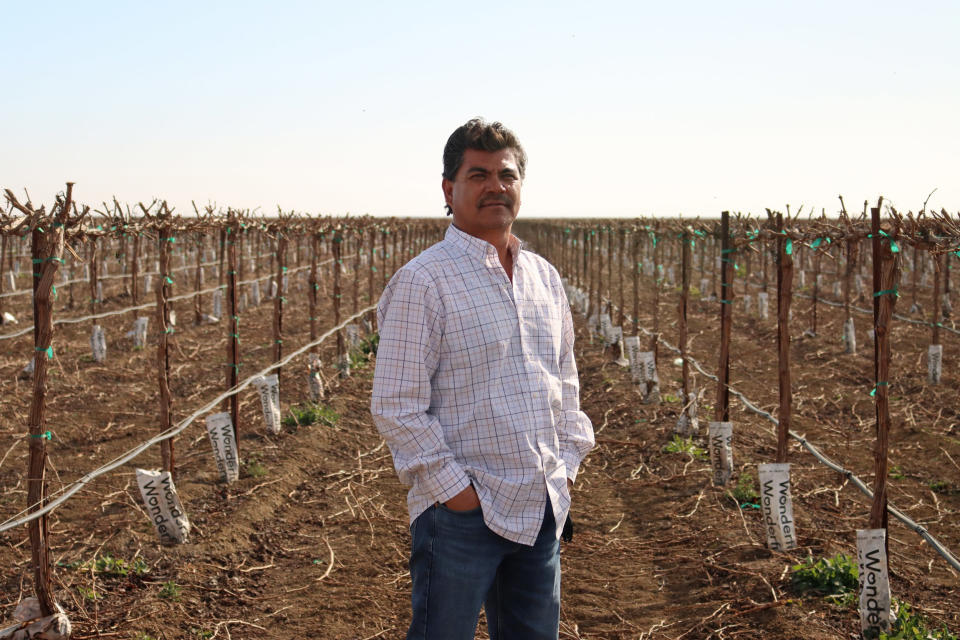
top-left (3, 1), bottom-right (958, 219)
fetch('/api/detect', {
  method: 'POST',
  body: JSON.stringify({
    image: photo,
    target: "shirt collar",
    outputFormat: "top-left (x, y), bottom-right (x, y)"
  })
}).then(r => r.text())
top-left (445, 224), bottom-right (524, 263)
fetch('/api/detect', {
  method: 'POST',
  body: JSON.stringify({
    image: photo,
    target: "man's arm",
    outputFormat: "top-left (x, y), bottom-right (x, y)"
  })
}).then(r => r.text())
top-left (555, 284), bottom-right (595, 485)
top-left (371, 267), bottom-right (472, 505)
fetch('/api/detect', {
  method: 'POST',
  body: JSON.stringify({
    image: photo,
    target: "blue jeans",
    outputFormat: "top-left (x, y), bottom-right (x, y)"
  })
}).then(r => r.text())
top-left (407, 502), bottom-right (561, 640)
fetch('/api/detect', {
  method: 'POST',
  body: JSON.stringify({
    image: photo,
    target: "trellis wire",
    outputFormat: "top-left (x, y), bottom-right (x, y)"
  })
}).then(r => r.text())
top-left (0, 304), bottom-right (376, 533)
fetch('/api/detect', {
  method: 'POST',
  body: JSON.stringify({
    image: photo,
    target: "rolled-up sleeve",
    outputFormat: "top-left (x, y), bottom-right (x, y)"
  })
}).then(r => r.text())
top-left (371, 266), bottom-right (471, 504)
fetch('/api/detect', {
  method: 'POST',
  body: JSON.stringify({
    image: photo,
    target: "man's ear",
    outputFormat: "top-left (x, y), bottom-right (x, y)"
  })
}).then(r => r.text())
top-left (442, 178), bottom-right (454, 210)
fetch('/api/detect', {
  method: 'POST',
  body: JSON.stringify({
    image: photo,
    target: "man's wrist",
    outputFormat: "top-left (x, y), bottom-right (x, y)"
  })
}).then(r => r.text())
top-left (422, 460), bottom-right (471, 505)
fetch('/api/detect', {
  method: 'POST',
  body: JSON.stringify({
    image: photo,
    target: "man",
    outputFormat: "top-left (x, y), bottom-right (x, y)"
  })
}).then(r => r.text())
top-left (371, 118), bottom-right (594, 640)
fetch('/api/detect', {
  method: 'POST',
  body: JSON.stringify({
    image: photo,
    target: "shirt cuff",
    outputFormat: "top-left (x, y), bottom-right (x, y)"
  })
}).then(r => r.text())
top-left (418, 459), bottom-right (472, 505)
top-left (561, 452), bottom-right (581, 485)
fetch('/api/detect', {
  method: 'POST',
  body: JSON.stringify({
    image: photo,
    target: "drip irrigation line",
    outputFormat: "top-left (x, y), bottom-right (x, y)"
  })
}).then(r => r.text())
top-left (0, 261), bottom-right (329, 341)
top-left (0, 304), bottom-right (376, 533)
top-left (592, 292), bottom-right (960, 574)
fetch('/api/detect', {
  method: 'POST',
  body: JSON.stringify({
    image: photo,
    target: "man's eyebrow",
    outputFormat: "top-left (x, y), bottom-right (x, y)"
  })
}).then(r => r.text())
top-left (465, 166), bottom-right (489, 174)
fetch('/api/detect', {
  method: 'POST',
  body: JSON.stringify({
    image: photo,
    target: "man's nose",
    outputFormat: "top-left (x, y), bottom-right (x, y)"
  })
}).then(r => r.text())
top-left (485, 175), bottom-right (507, 192)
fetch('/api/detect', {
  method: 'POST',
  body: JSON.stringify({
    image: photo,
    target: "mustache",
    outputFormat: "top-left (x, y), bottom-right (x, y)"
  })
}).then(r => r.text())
top-left (478, 195), bottom-right (513, 207)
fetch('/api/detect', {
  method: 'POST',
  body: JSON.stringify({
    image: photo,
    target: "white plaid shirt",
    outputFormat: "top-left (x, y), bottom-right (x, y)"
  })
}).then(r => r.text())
top-left (371, 224), bottom-right (594, 545)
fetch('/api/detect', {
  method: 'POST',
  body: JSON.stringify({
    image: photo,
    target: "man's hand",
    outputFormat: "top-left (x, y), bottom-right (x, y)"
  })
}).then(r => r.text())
top-left (567, 478), bottom-right (574, 492)
top-left (443, 484), bottom-right (481, 511)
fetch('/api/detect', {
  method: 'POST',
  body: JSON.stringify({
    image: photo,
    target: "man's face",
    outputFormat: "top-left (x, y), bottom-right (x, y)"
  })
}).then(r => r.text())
top-left (442, 148), bottom-right (522, 236)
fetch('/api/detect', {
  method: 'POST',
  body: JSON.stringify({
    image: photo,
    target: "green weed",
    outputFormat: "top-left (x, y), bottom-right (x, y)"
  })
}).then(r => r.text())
top-left (282, 403), bottom-right (339, 429)
top-left (245, 454), bottom-right (267, 479)
top-left (662, 435), bottom-right (707, 460)
top-left (62, 553), bottom-right (148, 577)
top-left (95, 553), bottom-right (148, 577)
top-left (348, 350), bottom-right (368, 370)
top-left (158, 580), bottom-right (181, 601)
top-left (929, 480), bottom-right (954, 494)
top-left (889, 465), bottom-right (904, 480)
top-left (791, 554), bottom-right (858, 597)
top-left (77, 585), bottom-right (101, 601)
top-left (876, 602), bottom-right (957, 639)
top-left (347, 333), bottom-right (379, 370)
top-left (730, 473), bottom-right (759, 504)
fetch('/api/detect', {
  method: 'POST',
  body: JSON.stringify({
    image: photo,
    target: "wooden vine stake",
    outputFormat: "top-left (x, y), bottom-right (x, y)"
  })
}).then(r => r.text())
top-left (333, 227), bottom-right (347, 377)
top-left (254, 226), bottom-right (262, 295)
top-left (596, 228), bottom-right (606, 339)
top-left (352, 230), bottom-right (360, 316)
top-left (603, 227), bottom-right (615, 304)
top-left (679, 230), bottom-right (690, 401)
top-left (273, 231), bottom-right (287, 379)
top-left (844, 234), bottom-right (859, 355)
top-left (650, 224), bottom-right (661, 360)
top-left (582, 229), bottom-right (590, 318)
top-left (0, 234), bottom-right (7, 320)
top-left (709, 231), bottom-right (718, 299)
top-left (944, 252), bottom-right (952, 318)
top-left (708, 212), bottom-right (734, 487)
top-left (309, 232), bottom-right (319, 345)
top-left (632, 228), bottom-right (640, 336)
top-left (367, 227), bottom-right (376, 327)
top-left (757, 210), bottom-right (797, 551)
top-left (809, 234), bottom-right (820, 336)
top-left (775, 212), bottom-right (793, 462)
top-left (579, 228), bottom-right (586, 300)
top-left (130, 228), bottom-right (141, 306)
top-left (592, 229), bottom-right (601, 329)
top-left (869, 201), bottom-right (899, 532)
top-left (858, 199), bottom-right (899, 637)
top-left (572, 228), bottom-right (580, 290)
top-left (21, 183), bottom-right (74, 618)
top-left (225, 211), bottom-right (240, 445)
top-left (714, 213), bottom-right (733, 421)
top-left (674, 228), bottom-right (697, 436)
top-left (761, 231), bottom-right (768, 295)
top-left (909, 243), bottom-right (920, 314)
top-left (156, 204), bottom-right (175, 476)
top-left (193, 229), bottom-right (204, 325)
top-left (308, 230), bottom-right (325, 401)
top-left (930, 253), bottom-right (942, 384)
top-left (217, 227), bottom-right (225, 290)
top-left (756, 212), bottom-right (801, 551)
top-left (391, 226), bottom-right (399, 276)
top-left (380, 227), bottom-right (388, 290)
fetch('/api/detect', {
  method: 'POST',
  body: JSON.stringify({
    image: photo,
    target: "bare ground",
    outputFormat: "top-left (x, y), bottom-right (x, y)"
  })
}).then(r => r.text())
top-left (1, 252), bottom-right (958, 639)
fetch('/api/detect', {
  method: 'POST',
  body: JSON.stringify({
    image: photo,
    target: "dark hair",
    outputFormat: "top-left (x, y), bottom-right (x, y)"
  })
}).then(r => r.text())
top-left (442, 118), bottom-right (526, 215)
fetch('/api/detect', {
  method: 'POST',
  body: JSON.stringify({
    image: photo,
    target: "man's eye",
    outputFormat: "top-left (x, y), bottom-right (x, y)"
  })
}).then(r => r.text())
top-left (469, 174), bottom-right (486, 181)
